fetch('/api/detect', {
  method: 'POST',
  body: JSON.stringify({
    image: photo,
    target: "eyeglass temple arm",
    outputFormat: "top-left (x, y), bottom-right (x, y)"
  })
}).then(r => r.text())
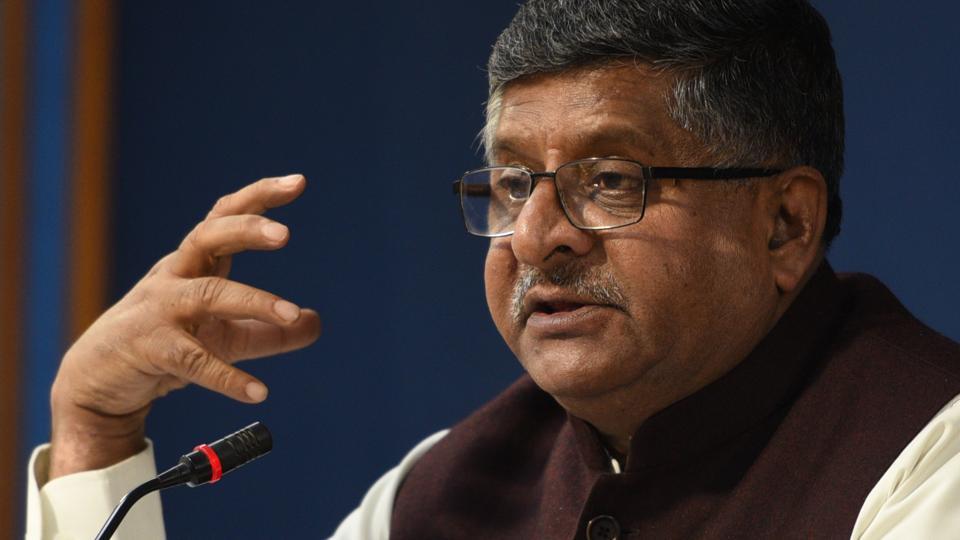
top-left (646, 167), bottom-right (782, 180)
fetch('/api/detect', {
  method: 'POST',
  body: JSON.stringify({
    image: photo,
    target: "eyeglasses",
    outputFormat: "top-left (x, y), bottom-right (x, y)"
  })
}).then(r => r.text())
top-left (452, 157), bottom-right (782, 237)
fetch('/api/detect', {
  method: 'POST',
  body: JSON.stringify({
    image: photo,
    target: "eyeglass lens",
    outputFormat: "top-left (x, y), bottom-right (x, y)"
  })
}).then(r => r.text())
top-left (458, 159), bottom-right (648, 237)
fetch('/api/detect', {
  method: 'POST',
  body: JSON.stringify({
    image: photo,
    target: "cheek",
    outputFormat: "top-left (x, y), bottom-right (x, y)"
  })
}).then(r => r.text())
top-left (604, 215), bottom-right (770, 348)
top-left (483, 240), bottom-right (518, 340)
top-left (603, 240), bottom-right (688, 352)
top-left (641, 191), bottom-right (768, 284)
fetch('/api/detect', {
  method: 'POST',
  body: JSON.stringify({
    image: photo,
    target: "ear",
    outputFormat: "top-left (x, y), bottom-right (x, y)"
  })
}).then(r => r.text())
top-left (767, 166), bottom-right (828, 293)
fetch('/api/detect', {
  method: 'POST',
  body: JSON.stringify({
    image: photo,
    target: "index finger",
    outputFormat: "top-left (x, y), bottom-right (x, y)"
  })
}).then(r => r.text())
top-left (207, 174), bottom-right (307, 218)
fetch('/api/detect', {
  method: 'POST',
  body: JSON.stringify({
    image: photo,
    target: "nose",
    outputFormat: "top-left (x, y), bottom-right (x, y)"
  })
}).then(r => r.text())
top-left (510, 177), bottom-right (595, 268)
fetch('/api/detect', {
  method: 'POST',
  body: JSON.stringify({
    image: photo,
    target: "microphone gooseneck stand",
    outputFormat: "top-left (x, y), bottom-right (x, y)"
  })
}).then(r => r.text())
top-left (94, 421), bottom-right (273, 540)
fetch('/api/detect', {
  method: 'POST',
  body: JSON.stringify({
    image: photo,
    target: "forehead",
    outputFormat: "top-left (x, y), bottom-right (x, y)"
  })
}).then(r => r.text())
top-left (490, 64), bottom-right (696, 166)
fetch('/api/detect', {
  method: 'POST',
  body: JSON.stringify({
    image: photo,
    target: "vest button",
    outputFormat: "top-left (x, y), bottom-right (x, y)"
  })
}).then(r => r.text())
top-left (586, 515), bottom-right (621, 540)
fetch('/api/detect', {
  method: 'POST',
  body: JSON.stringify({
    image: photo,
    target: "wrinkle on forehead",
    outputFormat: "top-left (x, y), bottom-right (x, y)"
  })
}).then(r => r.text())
top-left (490, 65), bottom-right (691, 167)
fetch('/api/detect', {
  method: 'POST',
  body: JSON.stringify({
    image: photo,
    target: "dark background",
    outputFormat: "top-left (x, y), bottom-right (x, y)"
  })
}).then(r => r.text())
top-left (106, 2), bottom-right (959, 537)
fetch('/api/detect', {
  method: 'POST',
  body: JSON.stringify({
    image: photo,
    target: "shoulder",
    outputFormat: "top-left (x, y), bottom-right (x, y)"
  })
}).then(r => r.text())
top-left (799, 271), bottom-right (960, 459)
top-left (331, 430), bottom-right (449, 540)
top-left (832, 273), bottom-right (960, 539)
top-left (829, 271), bottom-right (960, 394)
top-left (789, 270), bottom-right (960, 450)
top-left (852, 395), bottom-right (960, 539)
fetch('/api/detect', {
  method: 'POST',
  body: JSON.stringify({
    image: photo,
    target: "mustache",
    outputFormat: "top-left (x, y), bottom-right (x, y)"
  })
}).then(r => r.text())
top-left (510, 262), bottom-right (629, 324)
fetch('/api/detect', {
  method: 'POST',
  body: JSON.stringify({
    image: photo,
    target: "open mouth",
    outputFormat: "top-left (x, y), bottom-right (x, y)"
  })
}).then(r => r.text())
top-left (516, 287), bottom-right (624, 327)
top-left (534, 301), bottom-right (588, 314)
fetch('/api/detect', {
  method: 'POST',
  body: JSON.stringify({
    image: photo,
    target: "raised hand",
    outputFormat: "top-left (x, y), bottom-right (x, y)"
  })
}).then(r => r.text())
top-left (48, 175), bottom-right (321, 480)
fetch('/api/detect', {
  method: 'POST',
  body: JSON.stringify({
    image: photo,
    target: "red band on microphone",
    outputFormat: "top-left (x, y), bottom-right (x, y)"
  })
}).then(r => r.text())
top-left (194, 444), bottom-right (223, 483)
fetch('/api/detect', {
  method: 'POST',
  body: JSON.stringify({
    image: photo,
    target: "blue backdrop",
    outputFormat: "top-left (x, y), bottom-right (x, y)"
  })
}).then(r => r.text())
top-left (105, 2), bottom-right (959, 537)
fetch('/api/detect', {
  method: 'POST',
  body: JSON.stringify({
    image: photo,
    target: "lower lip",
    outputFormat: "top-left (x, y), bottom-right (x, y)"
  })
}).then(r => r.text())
top-left (525, 305), bottom-right (615, 336)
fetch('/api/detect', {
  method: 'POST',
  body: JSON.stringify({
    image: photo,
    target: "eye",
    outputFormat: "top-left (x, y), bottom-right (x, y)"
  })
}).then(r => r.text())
top-left (497, 171), bottom-right (530, 201)
top-left (588, 170), bottom-right (643, 192)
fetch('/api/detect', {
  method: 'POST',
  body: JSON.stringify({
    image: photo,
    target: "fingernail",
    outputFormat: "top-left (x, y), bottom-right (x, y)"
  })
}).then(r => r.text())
top-left (277, 174), bottom-right (302, 187)
top-left (245, 382), bottom-right (268, 402)
top-left (274, 299), bottom-right (301, 322)
top-left (262, 222), bottom-right (288, 242)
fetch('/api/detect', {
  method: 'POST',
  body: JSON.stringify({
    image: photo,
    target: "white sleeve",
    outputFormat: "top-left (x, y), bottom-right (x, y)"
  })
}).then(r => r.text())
top-left (25, 441), bottom-right (165, 540)
top-left (330, 430), bottom-right (448, 540)
top-left (852, 394), bottom-right (960, 539)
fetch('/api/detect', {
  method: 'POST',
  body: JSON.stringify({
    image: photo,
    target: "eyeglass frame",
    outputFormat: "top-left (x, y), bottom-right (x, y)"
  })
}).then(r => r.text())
top-left (451, 157), bottom-right (783, 237)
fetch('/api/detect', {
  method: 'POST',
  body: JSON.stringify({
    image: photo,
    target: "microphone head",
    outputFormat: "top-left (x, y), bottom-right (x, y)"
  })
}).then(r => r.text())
top-left (181, 421), bottom-right (273, 486)
top-left (213, 421), bottom-right (273, 466)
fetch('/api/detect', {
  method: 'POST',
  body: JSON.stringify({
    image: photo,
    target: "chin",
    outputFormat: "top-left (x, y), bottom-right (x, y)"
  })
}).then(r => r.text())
top-left (518, 342), bottom-right (649, 401)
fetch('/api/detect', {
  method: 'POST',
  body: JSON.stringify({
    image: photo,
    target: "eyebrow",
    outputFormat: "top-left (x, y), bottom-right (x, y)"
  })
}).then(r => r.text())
top-left (488, 124), bottom-right (660, 166)
top-left (487, 140), bottom-right (537, 166)
top-left (575, 125), bottom-right (656, 152)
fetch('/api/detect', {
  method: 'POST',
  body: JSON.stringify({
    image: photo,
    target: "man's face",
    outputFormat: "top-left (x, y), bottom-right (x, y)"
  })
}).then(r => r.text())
top-left (483, 65), bottom-right (782, 417)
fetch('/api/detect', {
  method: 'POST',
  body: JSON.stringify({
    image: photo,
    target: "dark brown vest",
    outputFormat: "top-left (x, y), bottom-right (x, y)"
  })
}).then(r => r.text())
top-left (391, 264), bottom-right (960, 539)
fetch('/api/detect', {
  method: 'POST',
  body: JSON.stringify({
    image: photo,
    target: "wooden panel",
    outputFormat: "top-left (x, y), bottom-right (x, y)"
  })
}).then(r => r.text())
top-left (68, 0), bottom-right (114, 339)
top-left (0, 0), bottom-right (29, 531)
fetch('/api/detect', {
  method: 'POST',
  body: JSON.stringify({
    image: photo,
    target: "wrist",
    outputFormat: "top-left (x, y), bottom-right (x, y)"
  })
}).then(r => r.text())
top-left (48, 383), bottom-right (150, 481)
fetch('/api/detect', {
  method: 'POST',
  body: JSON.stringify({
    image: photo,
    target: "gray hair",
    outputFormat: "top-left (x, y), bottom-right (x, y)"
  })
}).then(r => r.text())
top-left (510, 262), bottom-right (629, 325)
top-left (484, 0), bottom-right (845, 245)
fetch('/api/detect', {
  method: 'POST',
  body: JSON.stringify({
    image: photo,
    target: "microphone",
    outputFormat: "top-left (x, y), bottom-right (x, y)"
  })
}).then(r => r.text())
top-left (95, 422), bottom-right (273, 540)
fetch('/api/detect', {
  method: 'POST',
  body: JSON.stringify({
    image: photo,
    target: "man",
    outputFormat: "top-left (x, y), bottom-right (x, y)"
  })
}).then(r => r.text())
top-left (25, 0), bottom-right (960, 538)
